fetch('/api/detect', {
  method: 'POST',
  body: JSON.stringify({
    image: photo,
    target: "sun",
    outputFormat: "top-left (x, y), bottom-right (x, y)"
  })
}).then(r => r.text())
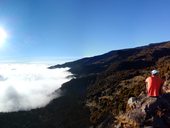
top-left (0, 27), bottom-right (7, 47)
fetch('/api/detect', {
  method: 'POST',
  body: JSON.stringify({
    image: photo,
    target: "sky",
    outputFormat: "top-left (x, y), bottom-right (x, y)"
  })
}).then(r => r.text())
top-left (0, 0), bottom-right (170, 62)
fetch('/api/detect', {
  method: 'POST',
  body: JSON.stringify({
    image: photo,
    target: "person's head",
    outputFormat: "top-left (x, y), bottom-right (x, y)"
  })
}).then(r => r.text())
top-left (151, 69), bottom-right (159, 76)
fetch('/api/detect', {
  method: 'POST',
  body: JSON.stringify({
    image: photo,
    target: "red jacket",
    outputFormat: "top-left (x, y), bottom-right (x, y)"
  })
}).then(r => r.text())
top-left (145, 75), bottom-right (164, 96)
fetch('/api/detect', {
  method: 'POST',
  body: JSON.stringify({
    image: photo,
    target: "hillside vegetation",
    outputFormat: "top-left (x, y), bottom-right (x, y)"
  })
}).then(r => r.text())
top-left (52, 41), bottom-right (170, 127)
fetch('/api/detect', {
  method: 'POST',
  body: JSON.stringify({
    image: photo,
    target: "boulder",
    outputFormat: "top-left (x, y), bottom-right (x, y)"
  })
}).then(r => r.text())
top-left (115, 93), bottom-right (170, 128)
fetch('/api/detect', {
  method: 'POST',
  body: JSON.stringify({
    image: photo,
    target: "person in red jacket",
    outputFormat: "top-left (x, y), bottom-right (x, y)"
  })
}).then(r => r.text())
top-left (145, 70), bottom-right (164, 97)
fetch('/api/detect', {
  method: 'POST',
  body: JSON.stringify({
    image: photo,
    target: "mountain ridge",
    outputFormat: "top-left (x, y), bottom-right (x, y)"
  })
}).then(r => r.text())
top-left (49, 41), bottom-right (170, 74)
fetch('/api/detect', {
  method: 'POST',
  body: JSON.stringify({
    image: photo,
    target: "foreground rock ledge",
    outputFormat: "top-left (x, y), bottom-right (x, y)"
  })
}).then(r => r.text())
top-left (114, 93), bottom-right (170, 128)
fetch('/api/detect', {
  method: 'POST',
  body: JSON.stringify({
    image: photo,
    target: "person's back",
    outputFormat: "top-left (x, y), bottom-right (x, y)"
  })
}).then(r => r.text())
top-left (145, 70), bottom-right (163, 97)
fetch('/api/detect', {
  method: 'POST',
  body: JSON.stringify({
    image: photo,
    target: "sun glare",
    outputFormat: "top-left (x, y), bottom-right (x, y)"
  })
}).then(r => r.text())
top-left (0, 27), bottom-right (7, 47)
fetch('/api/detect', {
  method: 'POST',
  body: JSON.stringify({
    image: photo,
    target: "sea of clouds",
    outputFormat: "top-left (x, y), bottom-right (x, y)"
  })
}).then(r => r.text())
top-left (0, 63), bottom-right (72, 112)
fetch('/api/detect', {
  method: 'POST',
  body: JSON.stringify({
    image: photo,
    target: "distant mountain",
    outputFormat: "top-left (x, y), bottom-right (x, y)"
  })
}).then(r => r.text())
top-left (0, 41), bottom-right (170, 128)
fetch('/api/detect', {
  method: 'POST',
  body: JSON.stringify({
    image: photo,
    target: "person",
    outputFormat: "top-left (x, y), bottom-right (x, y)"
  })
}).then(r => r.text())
top-left (145, 70), bottom-right (164, 97)
top-left (145, 70), bottom-right (164, 121)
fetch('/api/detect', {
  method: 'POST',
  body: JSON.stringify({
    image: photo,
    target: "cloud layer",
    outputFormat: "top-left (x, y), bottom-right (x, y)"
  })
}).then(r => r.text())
top-left (0, 64), bottom-right (72, 112)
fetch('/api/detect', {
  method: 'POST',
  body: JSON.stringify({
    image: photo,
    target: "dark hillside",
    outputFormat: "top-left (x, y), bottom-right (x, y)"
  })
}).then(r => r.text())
top-left (85, 41), bottom-right (170, 127)
top-left (49, 41), bottom-right (170, 127)
top-left (0, 41), bottom-right (170, 127)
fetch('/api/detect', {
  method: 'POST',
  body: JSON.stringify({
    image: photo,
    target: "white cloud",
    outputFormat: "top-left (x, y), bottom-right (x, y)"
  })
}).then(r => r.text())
top-left (0, 64), bottom-right (72, 112)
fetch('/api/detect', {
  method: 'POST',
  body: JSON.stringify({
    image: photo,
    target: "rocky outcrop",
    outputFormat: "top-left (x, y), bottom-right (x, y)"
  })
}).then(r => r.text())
top-left (115, 93), bottom-right (170, 128)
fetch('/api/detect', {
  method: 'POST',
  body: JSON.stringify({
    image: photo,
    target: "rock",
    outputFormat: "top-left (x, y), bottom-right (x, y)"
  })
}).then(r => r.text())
top-left (114, 93), bottom-right (170, 128)
top-left (127, 97), bottom-right (138, 110)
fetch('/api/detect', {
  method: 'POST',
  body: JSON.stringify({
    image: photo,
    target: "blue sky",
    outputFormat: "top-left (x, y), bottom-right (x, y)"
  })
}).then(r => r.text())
top-left (0, 0), bottom-right (170, 62)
